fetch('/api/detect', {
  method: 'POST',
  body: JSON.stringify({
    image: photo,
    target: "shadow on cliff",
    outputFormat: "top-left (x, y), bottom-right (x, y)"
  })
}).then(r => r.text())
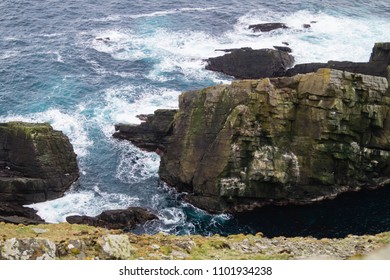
top-left (232, 185), bottom-right (390, 238)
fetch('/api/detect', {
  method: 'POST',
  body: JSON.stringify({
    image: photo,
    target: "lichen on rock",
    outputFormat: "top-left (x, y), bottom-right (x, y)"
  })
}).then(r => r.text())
top-left (115, 68), bottom-right (390, 213)
top-left (0, 122), bottom-right (79, 204)
top-left (0, 122), bottom-right (79, 223)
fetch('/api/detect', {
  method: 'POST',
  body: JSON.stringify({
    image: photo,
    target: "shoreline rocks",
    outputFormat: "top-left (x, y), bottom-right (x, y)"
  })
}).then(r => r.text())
top-left (0, 122), bottom-right (79, 224)
top-left (205, 48), bottom-right (294, 79)
top-left (206, 43), bottom-right (390, 80)
top-left (66, 207), bottom-right (157, 230)
top-left (113, 109), bottom-right (177, 155)
top-left (114, 68), bottom-right (390, 213)
top-left (248, 23), bottom-right (288, 32)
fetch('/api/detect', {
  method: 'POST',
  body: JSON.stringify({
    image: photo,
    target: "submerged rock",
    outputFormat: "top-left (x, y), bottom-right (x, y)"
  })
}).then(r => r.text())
top-left (205, 48), bottom-right (294, 79)
top-left (115, 68), bottom-right (390, 213)
top-left (0, 122), bottom-right (79, 223)
top-left (66, 207), bottom-right (157, 230)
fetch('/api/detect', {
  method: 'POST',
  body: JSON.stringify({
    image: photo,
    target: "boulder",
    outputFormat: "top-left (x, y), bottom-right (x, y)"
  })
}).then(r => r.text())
top-left (114, 68), bottom-right (390, 213)
top-left (248, 23), bottom-right (288, 32)
top-left (205, 48), bottom-right (295, 79)
top-left (66, 207), bottom-right (157, 230)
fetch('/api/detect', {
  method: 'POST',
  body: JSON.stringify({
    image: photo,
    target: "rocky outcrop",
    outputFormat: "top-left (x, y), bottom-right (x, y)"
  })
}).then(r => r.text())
top-left (113, 110), bottom-right (177, 154)
top-left (0, 122), bottom-right (79, 223)
top-left (66, 207), bottom-right (157, 230)
top-left (248, 23), bottom-right (288, 32)
top-left (207, 43), bottom-right (390, 80)
top-left (205, 48), bottom-right (295, 79)
top-left (0, 202), bottom-right (44, 225)
top-left (114, 68), bottom-right (390, 213)
top-left (287, 42), bottom-right (390, 77)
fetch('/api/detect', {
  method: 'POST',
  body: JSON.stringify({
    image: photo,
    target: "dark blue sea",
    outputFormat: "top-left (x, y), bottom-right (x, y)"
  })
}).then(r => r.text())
top-left (1, 0), bottom-right (390, 238)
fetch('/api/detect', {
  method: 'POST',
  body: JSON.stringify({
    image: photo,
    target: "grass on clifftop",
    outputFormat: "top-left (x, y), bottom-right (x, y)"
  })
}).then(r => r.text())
top-left (1, 222), bottom-right (390, 260)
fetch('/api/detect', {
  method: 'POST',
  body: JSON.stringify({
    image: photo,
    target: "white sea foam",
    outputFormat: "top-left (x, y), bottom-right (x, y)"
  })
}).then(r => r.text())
top-left (0, 50), bottom-right (20, 60)
top-left (115, 141), bottom-right (160, 184)
top-left (231, 10), bottom-right (390, 64)
top-left (26, 186), bottom-right (140, 223)
top-left (89, 27), bottom-right (228, 83)
top-left (135, 7), bottom-right (218, 19)
top-left (158, 207), bottom-right (186, 226)
top-left (88, 8), bottom-right (390, 87)
top-left (86, 7), bottom-right (220, 23)
top-left (94, 84), bottom-right (180, 137)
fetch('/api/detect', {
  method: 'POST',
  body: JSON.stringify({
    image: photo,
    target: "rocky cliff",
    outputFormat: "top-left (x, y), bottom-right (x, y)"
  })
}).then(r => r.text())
top-left (114, 68), bottom-right (390, 213)
top-left (0, 122), bottom-right (79, 222)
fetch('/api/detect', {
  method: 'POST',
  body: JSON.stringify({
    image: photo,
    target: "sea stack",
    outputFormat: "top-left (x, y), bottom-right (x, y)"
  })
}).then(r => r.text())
top-left (0, 122), bottom-right (79, 223)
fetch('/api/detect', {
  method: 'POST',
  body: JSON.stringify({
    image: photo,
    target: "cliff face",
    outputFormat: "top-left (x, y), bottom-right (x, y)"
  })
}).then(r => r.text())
top-left (115, 68), bottom-right (390, 213)
top-left (0, 122), bottom-right (79, 223)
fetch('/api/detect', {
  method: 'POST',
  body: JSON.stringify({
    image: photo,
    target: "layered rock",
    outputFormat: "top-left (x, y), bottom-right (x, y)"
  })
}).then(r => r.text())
top-left (0, 122), bottom-right (79, 222)
top-left (114, 109), bottom-right (177, 154)
top-left (66, 207), bottom-right (157, 230)
top-left (114, 68), bottom-right (390, 213)
top-left (205, 48), bottom-right (295, 79)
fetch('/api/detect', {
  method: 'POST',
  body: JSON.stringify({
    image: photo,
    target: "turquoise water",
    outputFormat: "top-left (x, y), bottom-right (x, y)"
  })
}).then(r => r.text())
top-left (1, 0), bottom-right (390, 237)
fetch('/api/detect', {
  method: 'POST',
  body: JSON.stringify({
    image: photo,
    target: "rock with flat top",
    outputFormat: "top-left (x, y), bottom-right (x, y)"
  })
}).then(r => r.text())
top-left (248, 23), bottom-right (288, 32)
top-left (66, 207), bottom-right (157, 230)
top-left (205, 48), bottom-right (294, 79)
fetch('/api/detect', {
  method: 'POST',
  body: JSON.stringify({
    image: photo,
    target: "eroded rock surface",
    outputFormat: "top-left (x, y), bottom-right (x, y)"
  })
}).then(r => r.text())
top-left (205, 48), bottom-right (294, 79)
top-left (115, 68), bottom-right (390, 213)
top-left (0, 122), bottom-right (79, 222)
top-left (66, 207), bottom-right (157, 230)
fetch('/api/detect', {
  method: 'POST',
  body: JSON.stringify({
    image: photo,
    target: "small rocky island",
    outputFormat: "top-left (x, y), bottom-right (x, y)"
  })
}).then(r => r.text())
top-left (114, 43), bottom-right (390, 213)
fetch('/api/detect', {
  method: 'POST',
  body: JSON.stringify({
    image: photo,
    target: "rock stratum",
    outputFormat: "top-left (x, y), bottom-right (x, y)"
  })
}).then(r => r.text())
top-left (114, 68), bottom-right (390, 213)
top-left (0, 122), bottom-right (79, 223)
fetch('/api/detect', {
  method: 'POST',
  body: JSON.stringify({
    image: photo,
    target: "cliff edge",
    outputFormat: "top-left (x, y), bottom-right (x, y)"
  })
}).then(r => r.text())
top-left (114, 68), bottom-right (390, 213)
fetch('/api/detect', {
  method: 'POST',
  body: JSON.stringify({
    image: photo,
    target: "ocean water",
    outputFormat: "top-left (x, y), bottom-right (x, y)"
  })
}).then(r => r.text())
top-left (1, 0), bottom-right (390, 237)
